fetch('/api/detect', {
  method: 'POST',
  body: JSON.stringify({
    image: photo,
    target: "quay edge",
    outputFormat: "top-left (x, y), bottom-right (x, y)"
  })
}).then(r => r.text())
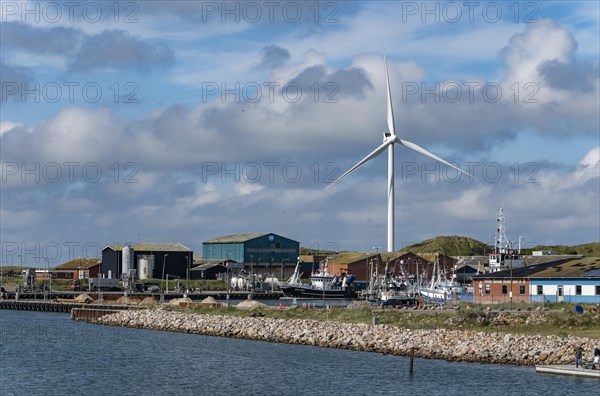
top-left (91, 308), bottom-right (600, 368)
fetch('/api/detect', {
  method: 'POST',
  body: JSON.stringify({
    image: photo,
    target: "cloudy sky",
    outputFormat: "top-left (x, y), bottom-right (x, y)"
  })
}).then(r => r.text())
top-left (1, 1), bottom-right (598, 266)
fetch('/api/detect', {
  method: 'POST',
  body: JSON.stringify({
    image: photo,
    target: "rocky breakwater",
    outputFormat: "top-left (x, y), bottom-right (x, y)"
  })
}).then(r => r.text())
top-left (96, 309), bottom-right (599, 366)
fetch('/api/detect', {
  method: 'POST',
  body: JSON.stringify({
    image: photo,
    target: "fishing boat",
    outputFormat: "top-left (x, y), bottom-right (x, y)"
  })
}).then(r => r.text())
top-left (419, 255), bottom-right (462, 303)
top-left (278, 258), bottom-right (356, 299)
top-left (488, 207), bottom-right (524, 273)
top-left (378, 275), bottom-right (416, 306)
top-left (365, 259), bottom-right (416, 306)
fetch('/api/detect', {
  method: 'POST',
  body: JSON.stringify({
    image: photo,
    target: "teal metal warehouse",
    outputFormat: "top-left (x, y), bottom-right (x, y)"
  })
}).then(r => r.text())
top-left (202, 233), bottom-right (299, 265)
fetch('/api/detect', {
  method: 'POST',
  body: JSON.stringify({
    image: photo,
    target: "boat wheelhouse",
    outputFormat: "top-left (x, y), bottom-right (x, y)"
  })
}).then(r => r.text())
top-left (488, 207), bottom-right (524, 273)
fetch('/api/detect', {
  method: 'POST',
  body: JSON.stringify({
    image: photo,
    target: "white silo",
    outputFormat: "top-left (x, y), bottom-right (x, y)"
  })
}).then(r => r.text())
top-left (122, 245), bottom-right (133, 275)
top-left (138, 256), bottom-right (153, 280)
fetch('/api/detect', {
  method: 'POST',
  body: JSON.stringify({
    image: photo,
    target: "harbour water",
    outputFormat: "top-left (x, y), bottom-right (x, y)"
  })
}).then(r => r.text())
top-left (1, 310), bottom-right (596, 395)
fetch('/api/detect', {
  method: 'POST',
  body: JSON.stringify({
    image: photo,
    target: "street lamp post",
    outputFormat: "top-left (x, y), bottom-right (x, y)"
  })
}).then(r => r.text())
top-left (373, 246), bottom-right (381, 277)
top-left (270, 257), bottom-right (275, 293)
top-left (249, 255), bottom-right (253, 292)
top-left (166, 274), bottom-right (176, 294)
top-left (254, 258), bottom-right (261, 292)
top-left (184, 255), bottom-right (189, 293)
top-left (510, 252), bottom-right (514, 311)
top-left (48, 258), bottom-right (52, 294)
top-left (225, 253), bottom-right (232, 286)
top-left (36, 256), bottom-right (50, 299)
top-left (281, 259), bottom-right (289, 281)
top-left (162, 254), bottom-right (169, 292)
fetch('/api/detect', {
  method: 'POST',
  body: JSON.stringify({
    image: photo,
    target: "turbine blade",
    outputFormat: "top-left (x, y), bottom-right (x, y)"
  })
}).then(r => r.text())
top-left (397, 138), bottom-right (473, 178)
top-left (384, 52), bottom-right (396, 137)
top-left (327, 140), bottom-right (392, 189)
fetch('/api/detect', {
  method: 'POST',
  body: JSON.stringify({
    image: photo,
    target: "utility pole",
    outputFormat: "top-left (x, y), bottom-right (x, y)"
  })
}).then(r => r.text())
top-left (281, 259), bottom-right (289, 280)
top-left (162, 254), bottom-right (169, 292)
top-left (510, 244), bottom-right (514, 310)
top-left (185, 255), bottom-right (189, 293)
top-left (249, 255), bottom-right (253, 292)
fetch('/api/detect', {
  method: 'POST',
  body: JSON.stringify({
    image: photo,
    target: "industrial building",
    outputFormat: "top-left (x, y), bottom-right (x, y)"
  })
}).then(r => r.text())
top-left (51, 258), bottom-right (101, 279)
top-left (329, 252), bottom-right (436, 282)
top-left (190, 262), bottom-right (228, 280)
top-left (529, 257), bottom-right (600, 303)
top-left (101, 243), bottom-right (192, 280)
top-left (472, 257), bottom-right (600, 304)
top-left (202, 233), bottom-right (300, 269)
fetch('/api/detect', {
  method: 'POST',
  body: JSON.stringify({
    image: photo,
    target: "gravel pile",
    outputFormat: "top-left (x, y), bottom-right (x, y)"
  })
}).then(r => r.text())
top-left (139, 297), bottom-right (158, 306)
top-left (168, 297), bottom-right (193, 306)
top-left (235, 300), bottom-right (268, 310)
top-left (75, 294), bottom-right (93, 303)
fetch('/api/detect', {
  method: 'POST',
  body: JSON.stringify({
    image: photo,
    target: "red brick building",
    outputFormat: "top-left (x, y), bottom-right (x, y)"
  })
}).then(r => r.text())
top-left (326, 251), bottom-right (458, 282)
top-left (52, 258), bottom-right (102, 279)
top-left (472, 261), bottom-right (565, 304)
top-left (342, 252), bottom-right (435, 281)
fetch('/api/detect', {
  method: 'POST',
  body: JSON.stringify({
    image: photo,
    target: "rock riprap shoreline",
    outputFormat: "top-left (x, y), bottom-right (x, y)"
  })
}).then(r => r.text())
top-left (96, 309), bottom-right (599, 366)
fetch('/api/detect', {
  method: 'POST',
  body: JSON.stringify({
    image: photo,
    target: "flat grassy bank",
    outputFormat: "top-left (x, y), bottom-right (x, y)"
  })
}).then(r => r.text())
top-left (175, 303), bottom-right (600, 339)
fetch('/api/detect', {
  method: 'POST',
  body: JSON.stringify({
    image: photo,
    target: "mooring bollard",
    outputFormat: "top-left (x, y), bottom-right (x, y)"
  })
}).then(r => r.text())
top-left (409, 347), bottom-right (415, 374)
top-left (372, 316), bottom-right (379, 325)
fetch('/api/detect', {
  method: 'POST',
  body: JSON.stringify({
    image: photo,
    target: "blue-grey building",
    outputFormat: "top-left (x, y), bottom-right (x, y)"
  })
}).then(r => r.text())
top-left (528, 257), bottom-right (600, 304)
top-left (202, 233), bottom-right (299, 265)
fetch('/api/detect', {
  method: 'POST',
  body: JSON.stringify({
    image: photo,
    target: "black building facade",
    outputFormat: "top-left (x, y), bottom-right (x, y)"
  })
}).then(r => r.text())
top-left (101, 243), bottom-right (193, 280)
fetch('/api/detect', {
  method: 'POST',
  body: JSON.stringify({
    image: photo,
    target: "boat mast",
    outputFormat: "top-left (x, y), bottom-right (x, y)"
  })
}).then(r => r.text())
top-left (495, 207), bottom-right (510, 254)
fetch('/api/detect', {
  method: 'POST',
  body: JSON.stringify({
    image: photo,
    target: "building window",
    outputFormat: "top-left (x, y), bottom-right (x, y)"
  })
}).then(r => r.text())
top-left (596, 285), bottom-right (600, 295)
top-left (485, 284), bottom-right (490, 294)
top-left (575, 285), bottom-right (582, 295)
top-left (501, 285), bottom-right (507, 294)
top-left (537, 285), bottom-right (543, 295)
top-left (519, 285), bottom-right (526, 295)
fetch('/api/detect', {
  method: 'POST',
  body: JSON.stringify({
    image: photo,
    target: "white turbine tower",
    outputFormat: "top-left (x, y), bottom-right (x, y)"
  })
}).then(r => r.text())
top-left (330, 53), bottom-right (472, 252)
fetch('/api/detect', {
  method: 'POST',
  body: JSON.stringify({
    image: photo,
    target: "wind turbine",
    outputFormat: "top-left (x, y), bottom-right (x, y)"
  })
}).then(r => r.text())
top-left (329, 53), bottom-right (472, 252)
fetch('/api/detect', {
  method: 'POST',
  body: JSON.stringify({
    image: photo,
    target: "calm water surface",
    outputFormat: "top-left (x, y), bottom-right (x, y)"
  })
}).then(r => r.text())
top-left (0, 310), bottom-right (596, 395)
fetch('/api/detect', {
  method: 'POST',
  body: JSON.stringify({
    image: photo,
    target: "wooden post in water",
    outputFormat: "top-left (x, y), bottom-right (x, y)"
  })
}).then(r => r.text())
top-left (409, 347), bottom-right (415, 374)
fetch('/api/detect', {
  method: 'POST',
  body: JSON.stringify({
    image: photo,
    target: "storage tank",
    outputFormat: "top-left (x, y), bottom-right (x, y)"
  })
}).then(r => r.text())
top-left (138, 256), bottom-right (152, 280)
top-left (122, 245), bottom-right (133, 275)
